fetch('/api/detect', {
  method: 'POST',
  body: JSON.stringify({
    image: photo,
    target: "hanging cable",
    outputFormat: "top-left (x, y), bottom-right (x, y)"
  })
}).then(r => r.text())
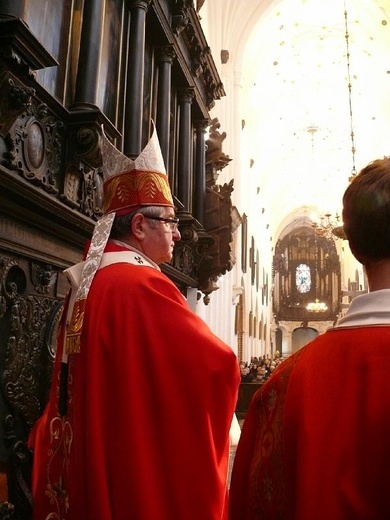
top-left (344, 0), bottom-right (357, 179)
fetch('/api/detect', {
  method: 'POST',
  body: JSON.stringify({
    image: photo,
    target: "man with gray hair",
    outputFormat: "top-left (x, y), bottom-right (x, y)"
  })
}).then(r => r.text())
top-left (29, 124), bottom-right (240, 520)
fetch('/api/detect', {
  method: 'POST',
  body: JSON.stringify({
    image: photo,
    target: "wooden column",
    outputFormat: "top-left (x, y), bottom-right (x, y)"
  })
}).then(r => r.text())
top-left (73, 0), bottom-right (105, 107)
top-left (156, 45), bottom-right (176, 167)
top-left (0, 0), bottom-right (27, 18)
top-left (194, 119), bottom-right (208, 224)
top-left (177, 88), bottom-right (194, 211)
top-left (124, 0), bottom-right (152, 158)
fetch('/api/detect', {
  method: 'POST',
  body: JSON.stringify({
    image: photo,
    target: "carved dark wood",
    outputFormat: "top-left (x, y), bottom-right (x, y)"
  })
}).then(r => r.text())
top-left (0, 501), bottom-right (14, 520)
top-left (200, 180), bottom-right (235, 280)
top-left (0, 252), bottom-right (63, 519)
top-left (206, 118), bottom-right (232, 181)
top-left (0, 17), bottom-right (58, 73)
top-left (1, 75), bottom-right (63, 195)
top-left (193, 117), bottom-right (235, 302)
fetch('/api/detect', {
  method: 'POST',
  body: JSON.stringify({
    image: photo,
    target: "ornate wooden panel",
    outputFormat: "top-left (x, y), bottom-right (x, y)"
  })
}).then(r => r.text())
top-left (0, 249), bottom-right (65, 519)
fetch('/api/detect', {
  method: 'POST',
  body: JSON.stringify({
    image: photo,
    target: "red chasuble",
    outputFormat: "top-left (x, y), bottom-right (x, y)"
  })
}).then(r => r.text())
top-left (29, 242), bottom-right (240, 520)
top-left (229, 326), bottom-right (390, 520)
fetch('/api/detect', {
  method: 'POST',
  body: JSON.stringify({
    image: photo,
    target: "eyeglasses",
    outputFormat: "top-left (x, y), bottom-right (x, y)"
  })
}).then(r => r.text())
top-left (147, 216), bottom-right (180, 231)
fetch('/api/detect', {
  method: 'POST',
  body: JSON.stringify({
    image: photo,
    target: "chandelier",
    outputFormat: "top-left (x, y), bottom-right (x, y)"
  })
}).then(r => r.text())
top-left (306, 298), bottom-right (328, 313)
top-left (313, 1), bottom-right (356, 241)
top-left (312, 212), bottom-right (346, 240)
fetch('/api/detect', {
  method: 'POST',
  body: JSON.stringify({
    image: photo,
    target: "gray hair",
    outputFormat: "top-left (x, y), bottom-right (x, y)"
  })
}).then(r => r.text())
top-left (110, 206), bottom-right (164, 239)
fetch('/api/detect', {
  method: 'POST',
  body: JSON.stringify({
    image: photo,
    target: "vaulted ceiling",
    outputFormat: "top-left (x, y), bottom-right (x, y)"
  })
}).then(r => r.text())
top-left (204, 0), bottom-right (390, 242)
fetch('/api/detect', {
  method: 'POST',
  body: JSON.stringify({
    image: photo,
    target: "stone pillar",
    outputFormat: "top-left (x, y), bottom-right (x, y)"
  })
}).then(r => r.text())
top-left (73, 0), bottom-right (105, 108)
top-left (193, 119), bottom-right (208, 223)
top-left (177, 88), bottom-right (194, 211)
top-left (156, 45), bottom-right (176, 167)
top-left (124, 0), bottom-right (152, 157)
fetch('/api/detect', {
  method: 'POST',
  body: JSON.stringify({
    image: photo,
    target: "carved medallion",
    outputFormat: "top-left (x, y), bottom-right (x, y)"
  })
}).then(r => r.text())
top-left (24, 120), bottom-right (45, 171)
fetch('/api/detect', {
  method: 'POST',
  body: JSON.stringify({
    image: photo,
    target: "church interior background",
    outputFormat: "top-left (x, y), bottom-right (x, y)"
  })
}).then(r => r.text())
top-left (198, 0), bottom-right (388, 361)
top-left (0, 0), bottom-right (389, 516)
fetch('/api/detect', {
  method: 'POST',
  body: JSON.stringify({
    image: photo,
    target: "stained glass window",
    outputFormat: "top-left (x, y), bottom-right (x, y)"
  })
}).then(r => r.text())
top-left (296, 263), bottom-right (311, 293)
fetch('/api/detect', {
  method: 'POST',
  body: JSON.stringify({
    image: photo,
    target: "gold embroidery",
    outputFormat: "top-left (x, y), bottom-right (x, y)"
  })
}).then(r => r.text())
top-left (103, 170), bottom-right (173, 213)
top-left (43, 416), bottom-right (73, 520)
top-left (250, 349), bottom-right (305, 519)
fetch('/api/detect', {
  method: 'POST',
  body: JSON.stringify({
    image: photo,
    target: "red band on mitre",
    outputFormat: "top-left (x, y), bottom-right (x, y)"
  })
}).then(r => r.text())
top-left (103, 168), bottom-right (174, 215)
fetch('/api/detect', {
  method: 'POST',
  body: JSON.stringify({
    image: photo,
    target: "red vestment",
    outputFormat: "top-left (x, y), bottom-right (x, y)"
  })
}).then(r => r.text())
top-left (29, 242), bottom-right (240, 520)
top-left (229, 325), bottom-right (390, 520)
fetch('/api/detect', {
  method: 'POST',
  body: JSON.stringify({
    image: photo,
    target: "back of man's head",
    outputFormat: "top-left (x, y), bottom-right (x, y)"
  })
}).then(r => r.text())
top-left (342, 157), bottom-right (390, 263)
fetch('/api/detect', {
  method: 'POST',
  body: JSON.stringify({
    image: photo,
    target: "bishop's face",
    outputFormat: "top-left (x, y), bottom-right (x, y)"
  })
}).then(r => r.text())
top-left (137, 208), bottom-right (181, 265)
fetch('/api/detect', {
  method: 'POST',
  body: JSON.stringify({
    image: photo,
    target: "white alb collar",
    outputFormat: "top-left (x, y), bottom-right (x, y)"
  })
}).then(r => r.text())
top-left (335, 289), bottom-right (390, 327)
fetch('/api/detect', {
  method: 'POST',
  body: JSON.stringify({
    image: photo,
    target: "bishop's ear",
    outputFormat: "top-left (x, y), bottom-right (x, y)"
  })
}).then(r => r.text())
top-left (130, 213), bottom-right (147, 239)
